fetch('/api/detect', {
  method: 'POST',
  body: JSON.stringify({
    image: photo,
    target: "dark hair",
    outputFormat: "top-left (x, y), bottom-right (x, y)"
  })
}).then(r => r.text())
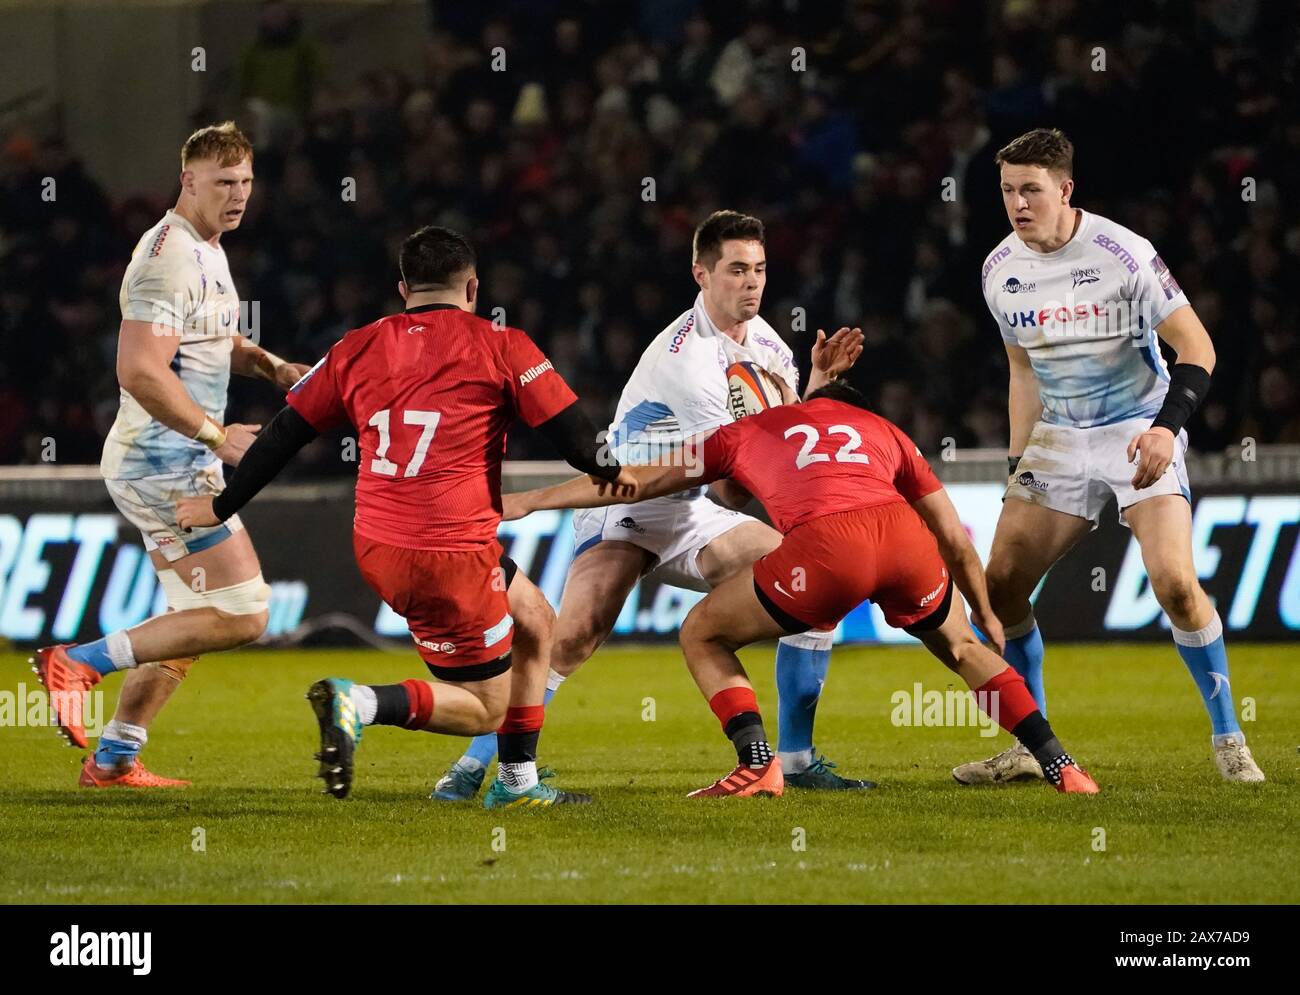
top-left (399, 225), bottom-right (477, 290)
top-left (995, 127), bottom-right (1074, 177)
top-left (692, 210), bottom-right (765, 269)
top-left (805, 379), bottom-right (872, 410)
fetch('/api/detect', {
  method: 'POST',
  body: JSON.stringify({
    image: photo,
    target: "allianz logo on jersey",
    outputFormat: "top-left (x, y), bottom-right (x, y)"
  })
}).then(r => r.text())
top-left (518, 359), bottom-right (553, 385)
top-left (1003, 295), bottom-right (1158, 340)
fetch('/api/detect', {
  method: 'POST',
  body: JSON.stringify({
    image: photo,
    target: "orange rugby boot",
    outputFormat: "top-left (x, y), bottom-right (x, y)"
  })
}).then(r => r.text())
top-left (31, 645), bottom-right (102, 749)
top-left (688, 758), bottom-right (784, 798)
top-left (78, 756), bottom-right (191, 789)
top-left (1055, 763), bottom-right (1100, 794)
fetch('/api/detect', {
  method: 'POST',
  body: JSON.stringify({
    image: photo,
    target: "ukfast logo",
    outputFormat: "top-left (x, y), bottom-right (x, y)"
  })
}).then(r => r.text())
top-left (49, 926), bottom-right (152, 975)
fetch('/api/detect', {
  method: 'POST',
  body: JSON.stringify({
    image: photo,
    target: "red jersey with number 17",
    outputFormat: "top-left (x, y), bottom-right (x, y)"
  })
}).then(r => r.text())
top-left (286, 303), bottom-right (577, 550)
top-left (698, 397), bottom-right (942, 533)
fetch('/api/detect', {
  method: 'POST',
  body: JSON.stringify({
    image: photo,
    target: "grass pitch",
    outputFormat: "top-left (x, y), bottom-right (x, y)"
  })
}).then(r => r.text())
top-left (1, 642), bottom-right (1296, 904)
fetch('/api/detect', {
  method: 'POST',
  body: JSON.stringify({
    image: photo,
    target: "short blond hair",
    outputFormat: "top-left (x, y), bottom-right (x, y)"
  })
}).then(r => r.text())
top-left (181, 121), bottom-right (254, 169)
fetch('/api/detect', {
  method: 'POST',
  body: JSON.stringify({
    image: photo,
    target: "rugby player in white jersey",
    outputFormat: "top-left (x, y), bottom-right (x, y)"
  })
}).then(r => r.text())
top-left (31, 122), bottom-right (311, 787)
top-left (955, 128), bottom-right (1264, 784)
top-left (434, 210), bottom-right (870, 800)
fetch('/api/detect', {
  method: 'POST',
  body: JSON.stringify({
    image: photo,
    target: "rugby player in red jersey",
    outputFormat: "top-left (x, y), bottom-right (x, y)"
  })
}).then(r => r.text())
top-left (503, 380), bottom-right (1099, 797)
top-left (178, 226), bottom-right (635, 809)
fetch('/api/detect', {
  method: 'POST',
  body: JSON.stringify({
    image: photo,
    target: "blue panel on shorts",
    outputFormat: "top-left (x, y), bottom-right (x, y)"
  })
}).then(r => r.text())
top-left (184, 524), bottom-right (232, 554)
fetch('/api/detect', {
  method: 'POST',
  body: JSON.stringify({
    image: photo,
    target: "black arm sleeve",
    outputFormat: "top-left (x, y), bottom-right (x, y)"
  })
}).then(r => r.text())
top-left (533, 401), bottom-right (621, 482)
top-left (1151, 363), bottom-right (1212, 436)
top-left (210, 405), bottom-right (320, 521)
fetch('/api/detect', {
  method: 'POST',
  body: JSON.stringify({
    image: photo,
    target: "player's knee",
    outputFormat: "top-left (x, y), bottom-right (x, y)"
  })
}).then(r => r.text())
top-left (215, 608), bottom-right (268, 646)
top-left (680, 602), bottom-right (724, 649)
top-left (984, 561), bottom-right (1031, 622)
top-left (552, 616), bottom-right (604, 669)
top-left (479, 698), bottom-right (508, 733)
top-left (1151, 572), bottom-right (1200, 620)
top-left (513, 592), bottom-right (556, 646)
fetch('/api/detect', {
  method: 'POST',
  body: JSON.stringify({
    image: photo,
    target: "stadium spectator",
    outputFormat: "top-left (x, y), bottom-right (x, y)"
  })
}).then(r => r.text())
top-left (3, 0), bottom-right (1297, 469)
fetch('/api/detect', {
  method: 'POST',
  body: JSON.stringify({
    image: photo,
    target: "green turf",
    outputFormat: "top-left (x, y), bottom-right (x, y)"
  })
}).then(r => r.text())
top-left (1, 643), bottom-right (1296, 903)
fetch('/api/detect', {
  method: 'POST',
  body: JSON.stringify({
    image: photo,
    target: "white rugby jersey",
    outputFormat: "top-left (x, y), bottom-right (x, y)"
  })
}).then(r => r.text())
top-left (981, 209), bottom-right (1189, 428)
top-left (606, 292), bottom-right (799, 464)
top-left (102, 210), bottom-right (240, 480)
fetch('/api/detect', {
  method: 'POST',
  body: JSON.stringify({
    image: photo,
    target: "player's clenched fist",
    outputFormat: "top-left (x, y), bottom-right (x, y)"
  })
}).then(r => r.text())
top-left (1126, 426), bottom-right (1175, 490)
top-left (213, 423), bottom-right (261, 466)
top-left (176, 496), bottom-right (219, 530)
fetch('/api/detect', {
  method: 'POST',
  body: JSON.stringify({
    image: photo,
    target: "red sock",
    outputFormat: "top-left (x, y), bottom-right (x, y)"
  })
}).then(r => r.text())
top-left (498, 704), bottom-right (545, 734)
top-left (400, 679), bottom-right (435, 730)
top-left (975, 667), bottom-right (1038, 732)
top-left (708, 685), bottom-right (760, 731)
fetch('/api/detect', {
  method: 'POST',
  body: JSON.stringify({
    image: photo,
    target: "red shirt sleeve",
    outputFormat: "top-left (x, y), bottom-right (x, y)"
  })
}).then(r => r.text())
top-left (285, 348), bottom-right (349, 432)
top-left (698, 421), bottom-right (742, 484)
top-left (888, 420), bottom-right (942, 503)
top-left (505, 327), bottom-right (578, 428)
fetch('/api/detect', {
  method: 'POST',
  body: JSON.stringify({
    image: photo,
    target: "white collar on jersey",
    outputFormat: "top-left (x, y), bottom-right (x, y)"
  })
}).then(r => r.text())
top-left (692, 291), bottom-right (751, 346)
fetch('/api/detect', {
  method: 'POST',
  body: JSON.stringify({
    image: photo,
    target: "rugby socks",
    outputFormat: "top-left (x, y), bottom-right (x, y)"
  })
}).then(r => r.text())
top-left (1002, 613), bottom-right (1047, 716)
top-left (461, 669), bottom-right (565, 770)
top-left (775, 631), bottom-right (831, 773)
top-left (975, 667), bottom-right (1074, 786)
top-left (358, 680), bottom-right (434, 729)
top-left (66, 630), bottom-right (137, 676)
top-left (349, 684), bottom-right (378, 724)
top-left (92, 719), bottom-right (147, 770)
top-left (1171, 611), bottom-right (1240, 738)
top-left (710, 686), bottom-right (774, 768)
top-left (497, 705), bottom-right (544, 793)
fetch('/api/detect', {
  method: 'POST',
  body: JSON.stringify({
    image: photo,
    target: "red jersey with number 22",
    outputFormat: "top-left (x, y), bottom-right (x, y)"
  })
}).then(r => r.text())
top-left (286, 304), bottom-right (576, 550)
top-left (699, 397), bottom-right (942, 532)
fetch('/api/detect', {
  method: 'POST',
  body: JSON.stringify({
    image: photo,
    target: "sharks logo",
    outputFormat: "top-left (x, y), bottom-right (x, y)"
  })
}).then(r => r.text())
top-left (1208, 671), bottom-right (1230, 699)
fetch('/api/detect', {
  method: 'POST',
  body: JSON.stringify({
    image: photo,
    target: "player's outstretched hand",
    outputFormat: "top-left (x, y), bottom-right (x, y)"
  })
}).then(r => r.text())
top-left (971, 606), bottom-right (1005, 655)
top-left (214, 423), bottom-right (261, 467)
top-left (274, 362), bottom-right (314, 390)
top-left (1126, 426), bottom-right (1174, 490)
top-left (176, 496), bottom-right (219, 531)
top-left (812, 326), bottom-right (864, 378)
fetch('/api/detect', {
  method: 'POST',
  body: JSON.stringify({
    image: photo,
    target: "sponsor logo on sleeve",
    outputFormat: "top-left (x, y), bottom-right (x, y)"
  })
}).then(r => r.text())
top-left (981, 245), bottom-right (1013, 289)
top-left (1150, 254), bottom-right (1182, 300)
top-left (147, 224), bottom-right (171, 257)
top-left (518, 359), bottom-right (554, 386)
top-left (667, 313), bottom-right (695, 353)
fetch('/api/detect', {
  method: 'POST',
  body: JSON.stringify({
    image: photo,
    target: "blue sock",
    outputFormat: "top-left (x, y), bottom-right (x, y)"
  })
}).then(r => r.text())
top-left (1003, 615), bottom-right (1047, 717)
top-left (1173, 612), bottom-right (1239, 737)
top-left (775, 639), bottom-right (831, 755)
top-left (93, 736), bottom-right (141, 768)
top-left (462, 685), bottom-right (559, 768)
top-left (66, 636), bottom-right (122, 676)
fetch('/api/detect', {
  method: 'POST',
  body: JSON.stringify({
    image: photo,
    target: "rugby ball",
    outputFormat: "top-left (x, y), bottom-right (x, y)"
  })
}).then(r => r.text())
top-left (726, 361), bottom-right (784, 420)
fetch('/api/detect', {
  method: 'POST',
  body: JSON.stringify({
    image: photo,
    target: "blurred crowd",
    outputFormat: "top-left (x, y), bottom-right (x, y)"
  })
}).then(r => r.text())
top-left (2, 0), bottom-right (1299, 472)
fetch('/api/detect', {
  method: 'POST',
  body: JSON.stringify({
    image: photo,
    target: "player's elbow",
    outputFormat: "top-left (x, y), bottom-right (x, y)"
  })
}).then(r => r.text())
top-left (117, 355), bottom-right (159, 397)
top-left (1200, 341), bottom-right (1217, 375)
